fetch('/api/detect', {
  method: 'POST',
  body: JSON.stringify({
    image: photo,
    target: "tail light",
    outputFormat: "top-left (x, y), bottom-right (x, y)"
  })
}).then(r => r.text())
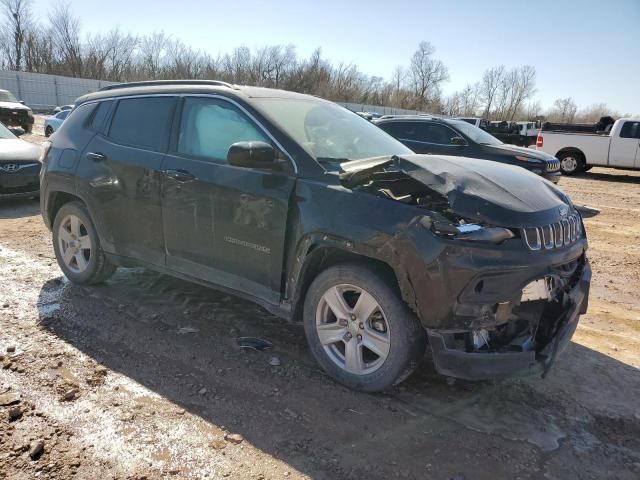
top-left (536, 134), bottom-right (543, 148)
top-left (40, 140), bottom-right (52, 164)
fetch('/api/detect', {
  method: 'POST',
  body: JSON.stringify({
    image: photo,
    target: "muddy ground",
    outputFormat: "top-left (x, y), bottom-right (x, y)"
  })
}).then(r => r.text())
top-left (0, 118), bottom-right (639, 479)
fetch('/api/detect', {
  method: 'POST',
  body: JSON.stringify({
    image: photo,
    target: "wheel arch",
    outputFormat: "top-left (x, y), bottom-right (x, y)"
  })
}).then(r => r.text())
top-left (46, 191), bottom-right (86, 227)
top-left (288, 238), bottom-right (403, 323)
top-left (556, 147), bottom-right (586, 161)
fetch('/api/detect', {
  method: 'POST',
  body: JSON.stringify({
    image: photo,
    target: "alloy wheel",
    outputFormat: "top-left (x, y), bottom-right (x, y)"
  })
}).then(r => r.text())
top-left (315, 284), bottom-right (391, 375)
top-left (58, 214), bottom-right (92, 273)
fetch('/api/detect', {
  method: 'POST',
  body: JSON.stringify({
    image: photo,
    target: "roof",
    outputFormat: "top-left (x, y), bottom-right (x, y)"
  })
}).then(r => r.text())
top-left (75, 80), bottom-right (329, 105)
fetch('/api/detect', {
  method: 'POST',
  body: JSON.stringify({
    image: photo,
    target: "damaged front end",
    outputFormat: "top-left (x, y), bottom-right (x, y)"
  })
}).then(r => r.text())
top-left (339, 154), bottom-right (591, 380)
top-left (427, 256), bottom-right (591, 380)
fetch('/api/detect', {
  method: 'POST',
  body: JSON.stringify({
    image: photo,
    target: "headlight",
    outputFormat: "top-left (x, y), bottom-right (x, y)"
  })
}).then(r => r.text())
top-left (431, 220), bottom-right (515, 243)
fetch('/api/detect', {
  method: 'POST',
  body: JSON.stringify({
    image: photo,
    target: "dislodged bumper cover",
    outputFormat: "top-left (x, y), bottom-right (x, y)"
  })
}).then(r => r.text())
top-left (427, 259), bottom-right (591, 380)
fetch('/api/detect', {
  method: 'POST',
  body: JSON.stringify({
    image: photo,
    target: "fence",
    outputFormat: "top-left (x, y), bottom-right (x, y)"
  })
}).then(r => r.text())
top-left (0, 71), bottom-right (116, 111)
top-left (0, 70), bottom-right (427, 116)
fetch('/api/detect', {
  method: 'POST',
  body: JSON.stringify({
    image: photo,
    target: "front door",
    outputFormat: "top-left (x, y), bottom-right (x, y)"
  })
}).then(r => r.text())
top-left (610, 121), bottom-right (640, 168)
top-left (161, 96), bottom-right (296, 304)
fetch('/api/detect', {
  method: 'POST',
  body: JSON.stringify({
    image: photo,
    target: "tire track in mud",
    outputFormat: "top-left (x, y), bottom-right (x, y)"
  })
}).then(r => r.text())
top-left (0, 244), bottom-right (301, 479)
top-left (1, 239), bottom-right (640, 479)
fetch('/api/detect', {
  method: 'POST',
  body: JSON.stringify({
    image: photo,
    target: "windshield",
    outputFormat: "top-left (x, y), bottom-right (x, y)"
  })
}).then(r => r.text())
top-left (0, 122), bottom-right (16, 139)
top-left (0, 90), bottom-right (18, 103)
top-left (252, 97), bottom-right (413, 164)
top-left (448, 120), bottom-right (503, 145)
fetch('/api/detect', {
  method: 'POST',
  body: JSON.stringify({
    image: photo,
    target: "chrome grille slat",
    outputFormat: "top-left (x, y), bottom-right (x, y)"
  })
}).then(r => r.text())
top-left (521, 213), bottom-right (582, 251)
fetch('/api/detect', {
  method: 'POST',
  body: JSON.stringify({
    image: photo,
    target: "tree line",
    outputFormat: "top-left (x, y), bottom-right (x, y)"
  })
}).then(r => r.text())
top-left (0, 0), bottom-right (626, 122)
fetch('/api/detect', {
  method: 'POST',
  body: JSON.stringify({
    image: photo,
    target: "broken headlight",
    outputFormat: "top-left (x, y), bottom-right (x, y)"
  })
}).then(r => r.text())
top-left (430, 220), bottom-right (515, 243)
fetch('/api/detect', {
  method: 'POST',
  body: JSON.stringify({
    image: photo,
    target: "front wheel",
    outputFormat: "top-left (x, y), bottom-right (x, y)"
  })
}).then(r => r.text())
top-left (303, 263), bottom-right (426, 392)
top-left (558, 152), bottom-right (585, 175)
top-left (45, 126), bottom-right (53, 137)
top-left (52, 201), bottom-right (116, 285)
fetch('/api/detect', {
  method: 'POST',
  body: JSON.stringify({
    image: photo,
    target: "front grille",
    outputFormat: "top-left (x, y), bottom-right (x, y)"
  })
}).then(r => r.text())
top-left (521, 212), bottom-right (582, 251)
top-left (546, 159), bottom-right (561, 172)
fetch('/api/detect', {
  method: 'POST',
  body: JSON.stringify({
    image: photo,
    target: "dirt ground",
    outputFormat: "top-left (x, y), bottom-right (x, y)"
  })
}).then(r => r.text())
top-left (0, 118), bottom-right (639, 480)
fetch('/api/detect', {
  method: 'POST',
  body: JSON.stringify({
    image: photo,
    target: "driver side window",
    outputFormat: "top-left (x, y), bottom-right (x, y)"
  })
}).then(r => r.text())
top-left (177, 97), bottom-right (269, 162)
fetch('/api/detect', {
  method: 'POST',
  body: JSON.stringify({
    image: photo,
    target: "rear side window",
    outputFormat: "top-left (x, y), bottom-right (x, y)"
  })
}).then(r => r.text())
top-left (57, 110), bottom-right (70, 120)
top-left (177, 97), bottom-right (269, 162)
top-left (108, 97), bottom-right (175, 151)
top-left (380, 122), bottom-right (419, 141)
top-left (620, 121), bottom-right (640, 139)
top-left (89, 101), bottom-right (112, 132)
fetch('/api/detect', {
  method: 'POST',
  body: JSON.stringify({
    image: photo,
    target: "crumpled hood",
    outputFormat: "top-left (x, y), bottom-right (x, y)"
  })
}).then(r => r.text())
top-left (485, 143), bottom-right (556, 162)
top-left (0, 139), bottom-right (42, 162)
top-left (0, 101), bottom-right (30, 111)
top-left (398, 154), bottom-right (571, 228)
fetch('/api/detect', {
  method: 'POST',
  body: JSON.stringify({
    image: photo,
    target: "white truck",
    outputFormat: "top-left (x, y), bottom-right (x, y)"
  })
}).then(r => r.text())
top-left (536, 118), bottom-right (640, 175)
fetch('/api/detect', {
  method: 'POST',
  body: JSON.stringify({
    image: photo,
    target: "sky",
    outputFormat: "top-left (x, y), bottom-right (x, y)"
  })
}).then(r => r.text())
top-left (31, 0), bottom-right (640, 114)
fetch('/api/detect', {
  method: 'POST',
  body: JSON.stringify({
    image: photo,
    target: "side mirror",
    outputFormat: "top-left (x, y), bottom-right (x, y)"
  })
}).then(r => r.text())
top-left (450, 136), bottom-right (466, 146)
top-left (227, 141), bottom-right (277, 169)
top-left (19, 100), bottom-right (25, 105)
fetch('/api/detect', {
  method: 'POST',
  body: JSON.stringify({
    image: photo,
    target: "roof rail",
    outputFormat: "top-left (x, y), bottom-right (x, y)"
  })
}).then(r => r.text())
top-left (99, 79), bottom-right (234, 92)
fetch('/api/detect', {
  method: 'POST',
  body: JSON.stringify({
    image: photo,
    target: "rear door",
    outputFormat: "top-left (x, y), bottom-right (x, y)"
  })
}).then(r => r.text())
top-left (609, 121), bottom-right (640, 168)
top-left (160, 95), bottom-right (296, 303)
top-left (77, 96), bottom-right (176, 265)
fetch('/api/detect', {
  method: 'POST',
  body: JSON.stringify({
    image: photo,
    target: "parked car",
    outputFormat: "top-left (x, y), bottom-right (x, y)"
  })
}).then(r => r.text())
top-left (536, 117), bottom-right (640, 174)
top-left (53, 104), bottom-right (74, 114)
top-left (0, 121), bottom-right (42, 199)
top-left (40, 80), bottom-right (590, 392)
top-left (0, 89), bottom-right (35, 134)
top-left (374, 116), bottom-right (561, 183)
top-left (44, 109), bottom-right (71, 136)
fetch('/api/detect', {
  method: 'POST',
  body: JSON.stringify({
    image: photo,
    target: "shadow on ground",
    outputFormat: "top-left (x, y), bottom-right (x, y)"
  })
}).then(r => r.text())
top-left (0, 197), bottom-right (40, 219)
top-left (37, 269), bottom-right (640, 479)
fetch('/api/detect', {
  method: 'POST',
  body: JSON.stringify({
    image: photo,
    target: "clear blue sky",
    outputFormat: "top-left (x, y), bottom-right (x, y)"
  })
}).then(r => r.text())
top-left (32, 0), bottom-right (640, 114)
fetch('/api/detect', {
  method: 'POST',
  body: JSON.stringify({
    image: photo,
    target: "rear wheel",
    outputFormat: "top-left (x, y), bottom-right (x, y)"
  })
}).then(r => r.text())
top-left (558, 151), bottom-right (585, 175)
top-left (303, 263), bottom-right (426, 392)
top-left (52, 201), bottom-right (116, 285)
top-left (45, 126), bottom-right (53, 137)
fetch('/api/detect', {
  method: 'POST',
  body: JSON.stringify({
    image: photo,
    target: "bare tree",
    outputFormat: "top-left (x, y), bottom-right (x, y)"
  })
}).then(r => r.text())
top-left (549, 97), bottom-right (578, 123)
top-left (48, 2), bottom-right (82, 76)
top-left (0, 0), bottom-right (33, 70)
top-left (479, 65), bottom-right (505, 118)
top-left (409, 41), bottom-right (448, 110)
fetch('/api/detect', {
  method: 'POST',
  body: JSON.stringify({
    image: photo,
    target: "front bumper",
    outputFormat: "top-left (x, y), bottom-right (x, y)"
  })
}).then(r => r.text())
top-left (426, 259), bottom-right (591, 380)
top-left (0, 165), bottom-right (41, 198)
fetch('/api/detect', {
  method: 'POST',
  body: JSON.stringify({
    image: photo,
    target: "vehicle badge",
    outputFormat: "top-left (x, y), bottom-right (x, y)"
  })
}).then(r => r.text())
top-left (1, 164), bottom-right (18, 172)
top-left (559, 205), bottom-right (568, 217)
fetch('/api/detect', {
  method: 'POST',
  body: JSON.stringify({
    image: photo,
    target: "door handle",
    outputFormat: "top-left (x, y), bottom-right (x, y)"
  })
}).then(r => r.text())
top-left (86, 152), bottom-right (107, 162)
top-left (162, 169), bottom-right (196, 182)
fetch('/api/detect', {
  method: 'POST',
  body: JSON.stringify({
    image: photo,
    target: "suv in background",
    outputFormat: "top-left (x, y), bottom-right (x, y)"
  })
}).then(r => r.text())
top-left (40, 80), bottom-right (590, 392)
top-left (0, 89), bottom-right (35, 134)
top-left (374, 116), bottom-right (561, 183)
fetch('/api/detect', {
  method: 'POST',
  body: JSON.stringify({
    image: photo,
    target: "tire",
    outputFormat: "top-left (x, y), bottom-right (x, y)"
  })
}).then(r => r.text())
top-left (557, 151), bottom-right (585, 175)
top-left (52, 201), bottom-right (116, 285)
top-left (22, 124), bottom-right (32, 134)
top-left (45, 126), bottom-right (53, 137)
top-left (303, 263), bottom-right (426, 392)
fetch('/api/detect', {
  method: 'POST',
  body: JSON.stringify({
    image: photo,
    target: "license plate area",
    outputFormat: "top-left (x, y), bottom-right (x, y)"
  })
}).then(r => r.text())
top-left (521, 277), bottom-right (553, 302)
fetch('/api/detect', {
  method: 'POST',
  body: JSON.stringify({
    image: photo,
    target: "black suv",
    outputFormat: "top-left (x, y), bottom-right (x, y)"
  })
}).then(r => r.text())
top-left (40, 80), bottom-right (590, 392)
top-left (0, 89), bottom-right (35, 133)
top-left (374, 116), bottom-right (561, 183)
